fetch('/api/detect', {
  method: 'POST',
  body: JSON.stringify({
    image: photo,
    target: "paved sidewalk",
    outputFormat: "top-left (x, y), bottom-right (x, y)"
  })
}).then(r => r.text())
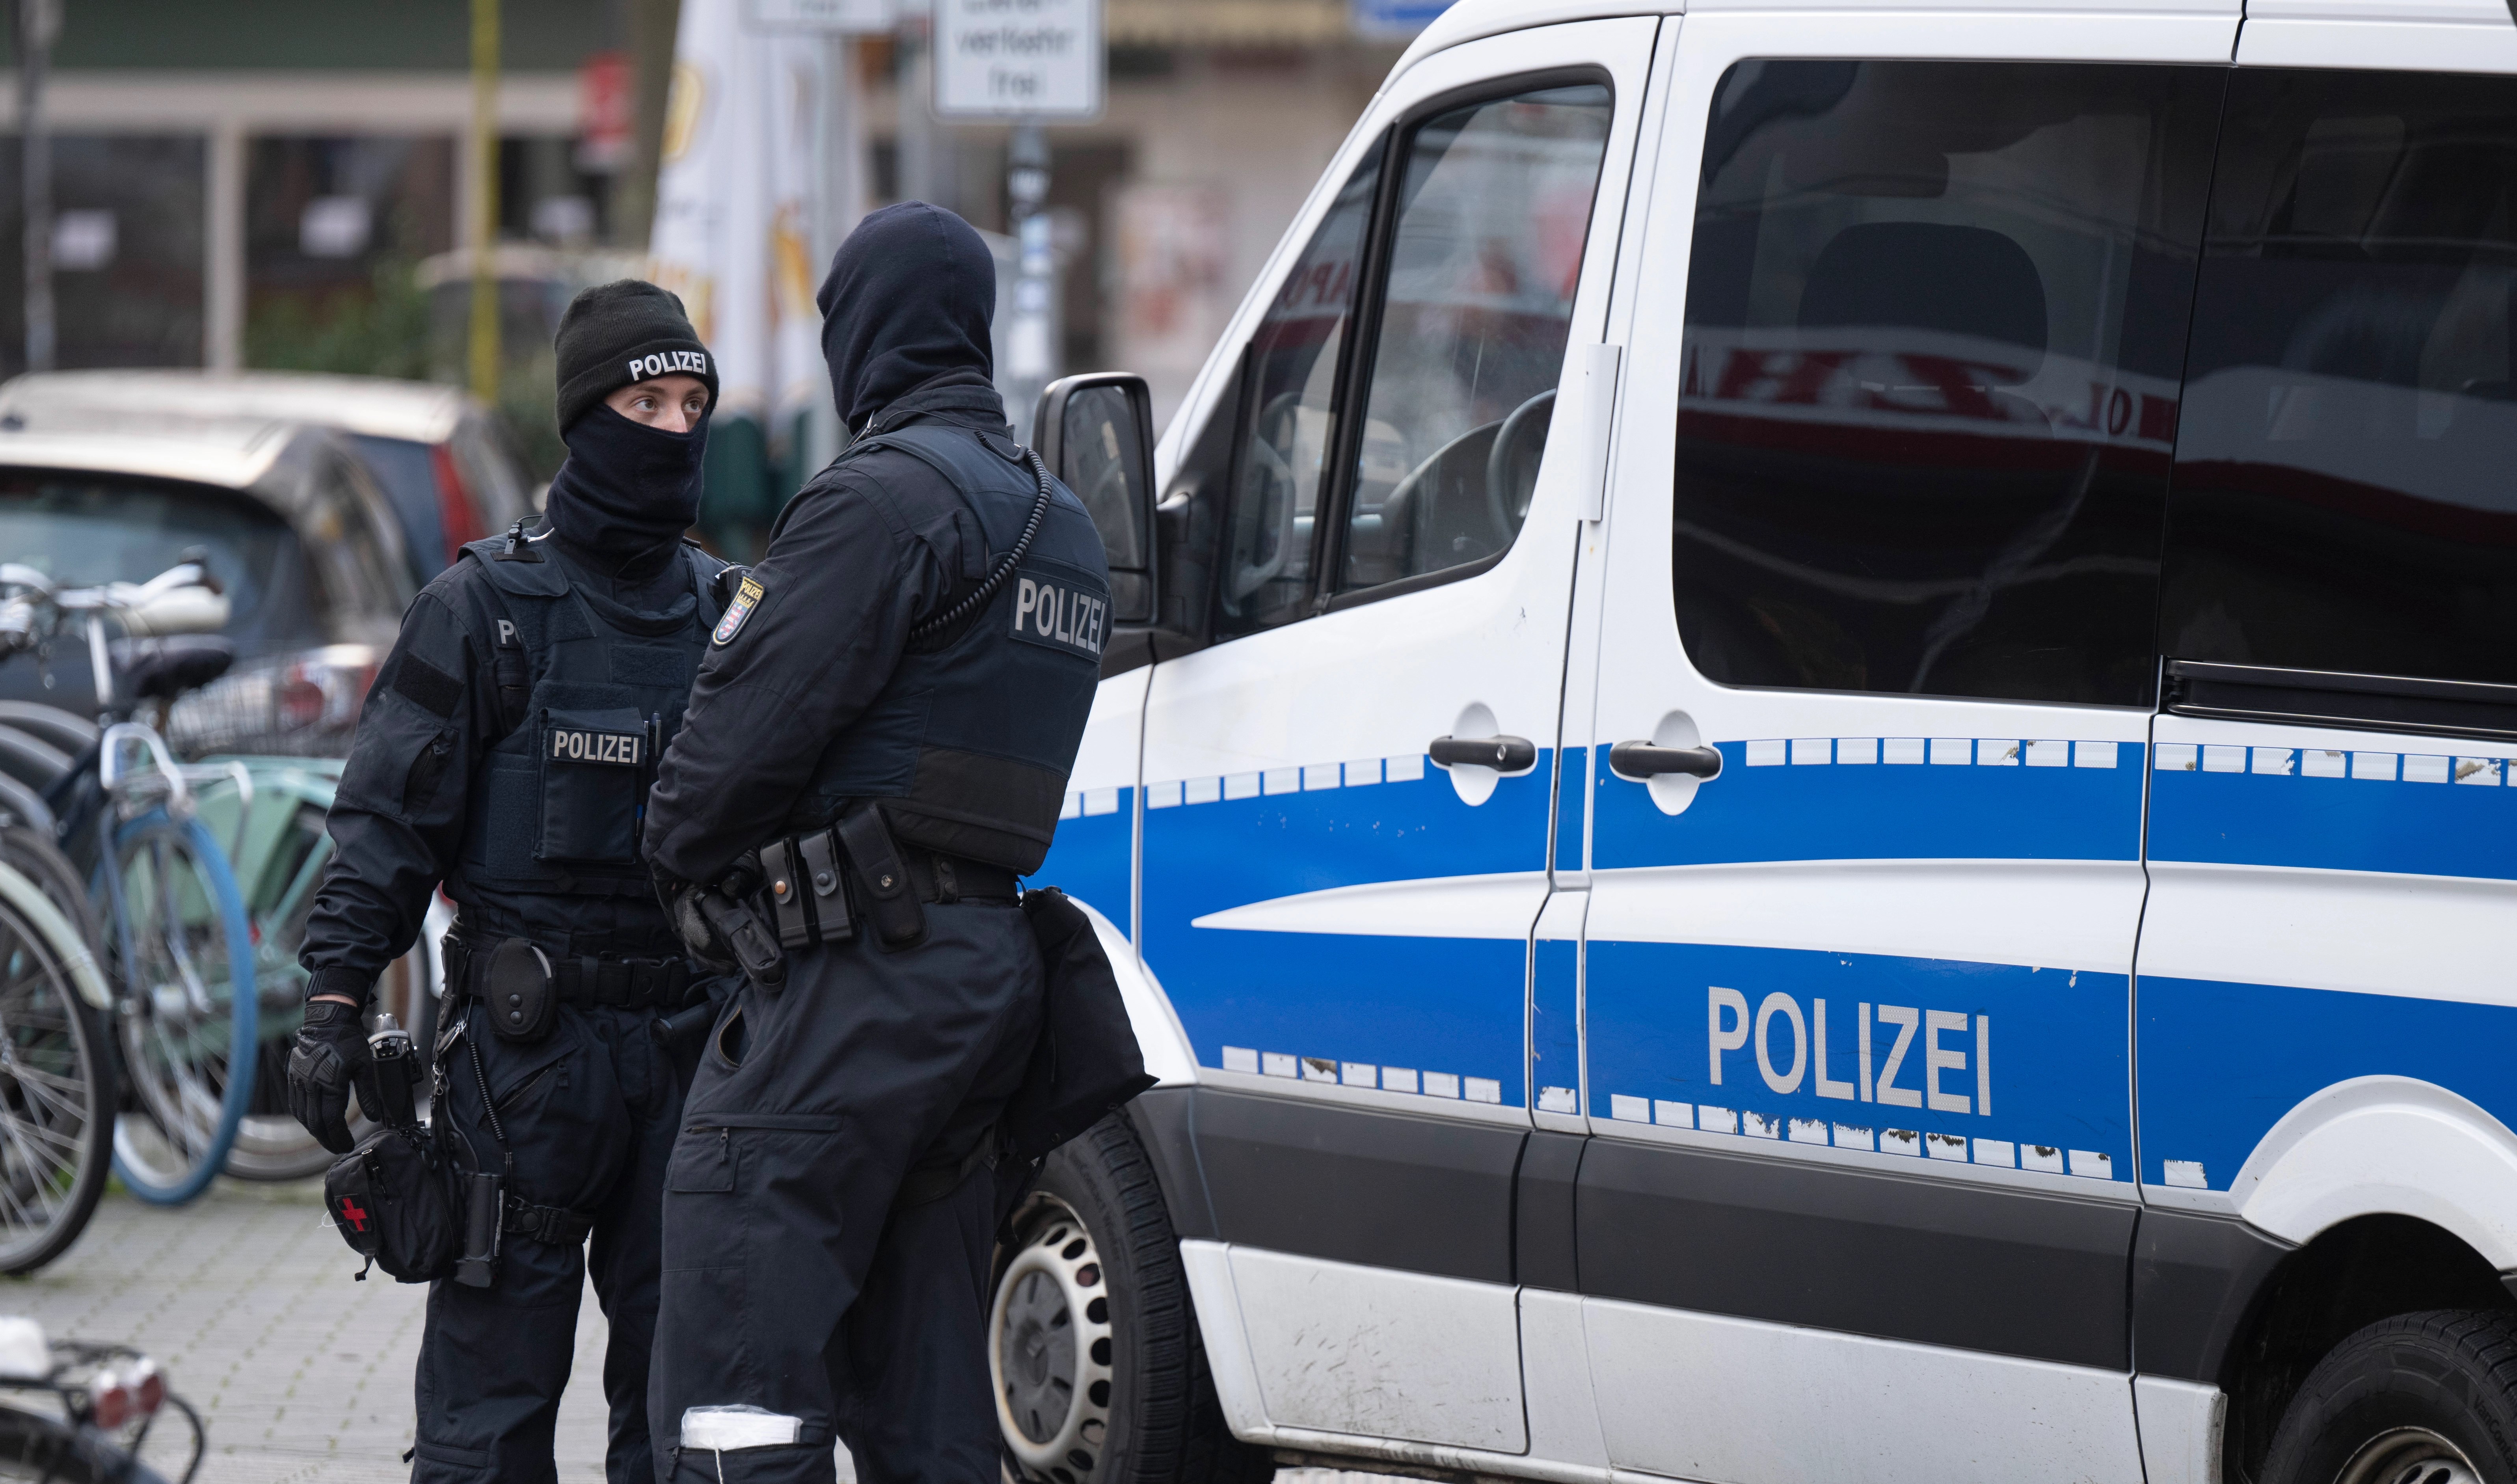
top-left (2, 1177), bottom-right (613, 1483)
top-left (5, 1178), bottom-right (1386, 1484)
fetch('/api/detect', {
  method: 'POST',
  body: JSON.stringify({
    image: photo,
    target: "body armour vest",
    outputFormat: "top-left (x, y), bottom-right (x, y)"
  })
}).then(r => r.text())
top-left (452, 535), bottom-right (730, 903)
top-left (784, 422), bottom-right (1110, 875)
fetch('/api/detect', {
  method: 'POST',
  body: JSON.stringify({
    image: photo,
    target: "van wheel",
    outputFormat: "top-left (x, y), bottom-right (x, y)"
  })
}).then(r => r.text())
top-left (992, 1112), bottom-right (1273, 1484)
top-left (2262, 1311), bottom-right (2517, 1484)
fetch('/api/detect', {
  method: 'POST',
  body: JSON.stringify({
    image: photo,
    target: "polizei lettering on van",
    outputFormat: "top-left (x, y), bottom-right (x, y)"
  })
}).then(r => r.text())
top-left (549, 728), bottom-right (643, 766)
top-left (1010, 571), bottom-right (1108, 660)
top-left (625, 350), bottom-right (710, 382)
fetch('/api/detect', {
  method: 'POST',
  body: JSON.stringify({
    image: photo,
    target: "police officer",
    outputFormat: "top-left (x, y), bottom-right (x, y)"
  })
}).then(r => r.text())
top-left (286, 281), bottom-right (729, 1484)
top-left (641, 203), bottom-right (1109, 1483)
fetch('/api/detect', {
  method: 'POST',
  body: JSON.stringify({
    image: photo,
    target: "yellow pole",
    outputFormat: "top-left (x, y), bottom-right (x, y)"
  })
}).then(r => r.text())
top-left (467, 0), bottom-right (500, 403)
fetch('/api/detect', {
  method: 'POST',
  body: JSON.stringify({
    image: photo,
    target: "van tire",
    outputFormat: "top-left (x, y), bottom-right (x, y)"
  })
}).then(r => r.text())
top-left (994, 1112), bottom-right (1273, 1484)
top-left (2261, 1310), bottom-right (2517, 1484)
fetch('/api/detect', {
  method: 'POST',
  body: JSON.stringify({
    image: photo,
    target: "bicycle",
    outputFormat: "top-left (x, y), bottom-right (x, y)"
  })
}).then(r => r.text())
top-left (0, 562), bottom-right (259, 1206)
top-left (0, 1319), bottom-right (204, 1483)
top-left (0, 834), bottom-right (113, 1274)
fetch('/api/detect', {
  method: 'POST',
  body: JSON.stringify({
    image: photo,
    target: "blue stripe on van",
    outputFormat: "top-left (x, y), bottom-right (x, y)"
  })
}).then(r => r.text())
top-left (2147, 759), bottom-right (2517, 880)
top-left (1591, 740), bottom-right (2146, 870)
top-left (1140, 756), bottom-right (1552, 1100)
top-left (2139, 975), bottom-right (2517, 1191)
top-left (1029, 786), bottom-right (1134, 937)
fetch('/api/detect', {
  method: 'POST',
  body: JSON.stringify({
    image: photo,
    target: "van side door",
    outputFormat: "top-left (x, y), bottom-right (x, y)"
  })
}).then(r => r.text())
top-left (1568, 9), bottom-right (2233, 1482)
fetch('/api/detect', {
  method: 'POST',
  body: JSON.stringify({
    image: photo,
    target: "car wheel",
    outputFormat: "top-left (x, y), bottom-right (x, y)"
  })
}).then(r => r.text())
top-left (992, 1112), bottom-right (1273, 1484)
top-left (2262, 1311), bottom-right (2517, 1484)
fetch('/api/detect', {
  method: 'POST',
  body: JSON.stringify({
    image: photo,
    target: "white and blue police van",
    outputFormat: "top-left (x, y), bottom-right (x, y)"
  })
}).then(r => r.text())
top-left (993, 3), bottom-right (2517, 1483)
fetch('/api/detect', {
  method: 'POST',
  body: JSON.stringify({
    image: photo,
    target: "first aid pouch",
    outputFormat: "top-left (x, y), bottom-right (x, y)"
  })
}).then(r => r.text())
top-left (324, 1123), bottom-right (462, 1283)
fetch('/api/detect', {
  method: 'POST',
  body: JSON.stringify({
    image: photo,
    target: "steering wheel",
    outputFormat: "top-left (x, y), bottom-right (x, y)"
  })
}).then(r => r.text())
top-left (1485, 389), bottom-right (1556, 537)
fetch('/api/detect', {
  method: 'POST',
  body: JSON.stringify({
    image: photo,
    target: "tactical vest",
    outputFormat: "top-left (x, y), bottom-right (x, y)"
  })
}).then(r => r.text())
top-left (451, 533), bottom-right (729, 901)
top-left (783, 422), bottom-right (1110, 875)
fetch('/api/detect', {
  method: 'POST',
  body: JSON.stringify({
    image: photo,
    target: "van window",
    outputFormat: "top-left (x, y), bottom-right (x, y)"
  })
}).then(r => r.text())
top-left (1216, 152), bottom-right (1381, 639)
top-left (1337, 82), bottom-right (1612, 595)
top-left (1671, 61), bottom-right (2221, 705)
top-left (2160, 69), bottom-right (2517, 686)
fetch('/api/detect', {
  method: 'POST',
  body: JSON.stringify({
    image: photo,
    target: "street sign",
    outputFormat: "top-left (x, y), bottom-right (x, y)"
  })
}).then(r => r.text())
top-left (744, 0), bottom-right (897, 32)
top-left (934, 0), bottom-right (1103, 119)
top-left (1350, 0), bottom-right (1455, 39)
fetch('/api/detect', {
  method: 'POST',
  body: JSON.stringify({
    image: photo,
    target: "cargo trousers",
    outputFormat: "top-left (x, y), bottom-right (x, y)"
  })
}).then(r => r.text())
top-left (649, 900), bottom-right (1044, 1484)
top-left (412, 999), bottom-right (698, 1484)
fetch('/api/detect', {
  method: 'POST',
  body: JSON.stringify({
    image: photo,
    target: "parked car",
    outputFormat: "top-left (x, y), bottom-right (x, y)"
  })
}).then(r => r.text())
top-left (1008, 6), bottom-right (2517, 1484)
top-left (0, 421), bottom-right (413, 756)
top-left (0, 371), bottom-right (531, 585)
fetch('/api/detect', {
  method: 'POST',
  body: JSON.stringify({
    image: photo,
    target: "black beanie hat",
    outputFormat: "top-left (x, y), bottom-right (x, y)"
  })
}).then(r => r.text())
top-left (553, 280), bottom-right (719, 433)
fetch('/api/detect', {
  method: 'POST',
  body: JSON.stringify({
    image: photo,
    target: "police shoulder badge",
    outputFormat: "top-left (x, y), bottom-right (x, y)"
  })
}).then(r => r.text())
top-left (713, 576), bottom-right (765, 646)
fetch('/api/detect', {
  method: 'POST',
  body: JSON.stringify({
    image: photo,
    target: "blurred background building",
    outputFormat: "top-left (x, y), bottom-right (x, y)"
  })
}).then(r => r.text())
top-left (0, 0), bottom-right (1420, 552)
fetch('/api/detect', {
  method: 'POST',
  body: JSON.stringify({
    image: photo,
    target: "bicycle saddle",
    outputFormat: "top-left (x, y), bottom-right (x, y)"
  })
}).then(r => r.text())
top-left (111, 636), bottom-right (234, 703)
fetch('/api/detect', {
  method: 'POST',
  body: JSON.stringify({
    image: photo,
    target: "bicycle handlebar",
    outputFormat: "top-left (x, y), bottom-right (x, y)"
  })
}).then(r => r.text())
top-left (0, 561), bottom-right (229, 654)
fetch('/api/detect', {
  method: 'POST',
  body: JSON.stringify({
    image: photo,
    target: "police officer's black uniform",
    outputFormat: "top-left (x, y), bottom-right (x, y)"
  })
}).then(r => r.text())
top-left (288, 281), bottom-right (728, 1484)
top-left (641, 204), bottom-right (1110, 1484)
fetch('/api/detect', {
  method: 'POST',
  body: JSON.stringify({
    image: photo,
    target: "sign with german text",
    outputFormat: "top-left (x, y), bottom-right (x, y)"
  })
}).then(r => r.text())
top-left (936, 0), bottom-right (1103, 119)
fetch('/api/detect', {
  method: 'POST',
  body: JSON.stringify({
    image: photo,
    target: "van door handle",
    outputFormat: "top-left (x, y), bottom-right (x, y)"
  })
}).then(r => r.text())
top-left (1609, 740), bottom-right (1723, 780)
top-left (1429, 735), bottom-right (1536, 771)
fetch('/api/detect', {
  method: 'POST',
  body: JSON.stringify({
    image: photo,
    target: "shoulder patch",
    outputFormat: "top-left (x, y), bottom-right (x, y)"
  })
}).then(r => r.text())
top-left (393, 652), bottom-right (463, 718)
top-left (713, 575), bottom-right (766, 646)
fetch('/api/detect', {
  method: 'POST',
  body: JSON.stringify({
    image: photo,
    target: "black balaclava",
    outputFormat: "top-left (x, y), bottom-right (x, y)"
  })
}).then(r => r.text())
top-left (542, 280), bottom-right (715, 596)
top-left (817, 202), bottom-right (1006, 436)
top-left (542, 406), bottom-right (709, 581)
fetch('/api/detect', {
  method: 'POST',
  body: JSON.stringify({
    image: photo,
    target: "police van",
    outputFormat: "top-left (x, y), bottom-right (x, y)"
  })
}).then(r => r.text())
top-left (996, 2), bottom-right (2517, 1482)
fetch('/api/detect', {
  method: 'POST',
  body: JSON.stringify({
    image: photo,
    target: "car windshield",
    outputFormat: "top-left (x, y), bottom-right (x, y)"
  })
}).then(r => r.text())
top-left (0, 472), bottom-right (324, 709)
top-left (348, 432), bottom-right (448, 581)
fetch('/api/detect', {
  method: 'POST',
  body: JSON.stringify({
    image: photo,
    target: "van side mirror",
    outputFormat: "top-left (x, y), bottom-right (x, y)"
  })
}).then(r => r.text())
top-left (1033, 373), bottom-right (1156, 626)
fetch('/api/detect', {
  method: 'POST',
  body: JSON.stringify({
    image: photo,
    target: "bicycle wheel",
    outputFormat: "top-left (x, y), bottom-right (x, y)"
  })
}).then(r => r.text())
top-left (0, 1399), bottom-right (170, 1483)
top-left (0, 870), bottom-right (112, 1273)
top-left (0, 825), bottom-right (100, 958)
top-left (225, 799), bottom-right (339, 1182)
top-left (100, 809), bottom-right (255, 1206)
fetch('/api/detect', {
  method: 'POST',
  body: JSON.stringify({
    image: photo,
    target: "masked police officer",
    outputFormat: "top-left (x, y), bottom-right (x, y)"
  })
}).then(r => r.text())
top-left (640, 203), bottom-right (1109, 1483)
top-left (286, 281), bottom-right (728, 1484)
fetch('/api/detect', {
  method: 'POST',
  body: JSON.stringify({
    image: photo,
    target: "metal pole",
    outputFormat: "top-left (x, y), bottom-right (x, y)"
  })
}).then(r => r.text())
top-left (467, 0), bottom-right (501, 404)
top-left (1004, 121), bottom-right (1054, 440)
top-left (19, 0), bottom-right (55, 375)
top-left (897, 0), bottom-right (937, 207)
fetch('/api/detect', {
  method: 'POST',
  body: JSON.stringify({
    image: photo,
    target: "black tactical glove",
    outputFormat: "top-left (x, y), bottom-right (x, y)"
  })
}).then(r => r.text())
top-left (287, 999), bottom-right (371, 1155)
top-left (657, 858), bottom-right (786, 988)
top-left (656, 867), bottom-right (738, 974)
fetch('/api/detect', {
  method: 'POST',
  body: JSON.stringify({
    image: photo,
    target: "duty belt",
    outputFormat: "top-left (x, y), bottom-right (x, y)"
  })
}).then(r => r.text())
top-left (754, 818), bottom-right (1018, 955)
top-left (441, 933), bottom-right (697, 1012)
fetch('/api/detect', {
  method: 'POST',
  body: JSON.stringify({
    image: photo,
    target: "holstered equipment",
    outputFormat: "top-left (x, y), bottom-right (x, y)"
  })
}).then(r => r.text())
top-left (747, 807), bottom-right (1022, 959)
top-left (483, 938), bottom-right (557, 1042)
top-left (836, 806), bottom-right (927, 950)
top-left (697, 882), bottom-right (786, 989)
top-left (759, 832), bottom-right (851, 951)
top-left (444, 932), bottom-right (700, 1033)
